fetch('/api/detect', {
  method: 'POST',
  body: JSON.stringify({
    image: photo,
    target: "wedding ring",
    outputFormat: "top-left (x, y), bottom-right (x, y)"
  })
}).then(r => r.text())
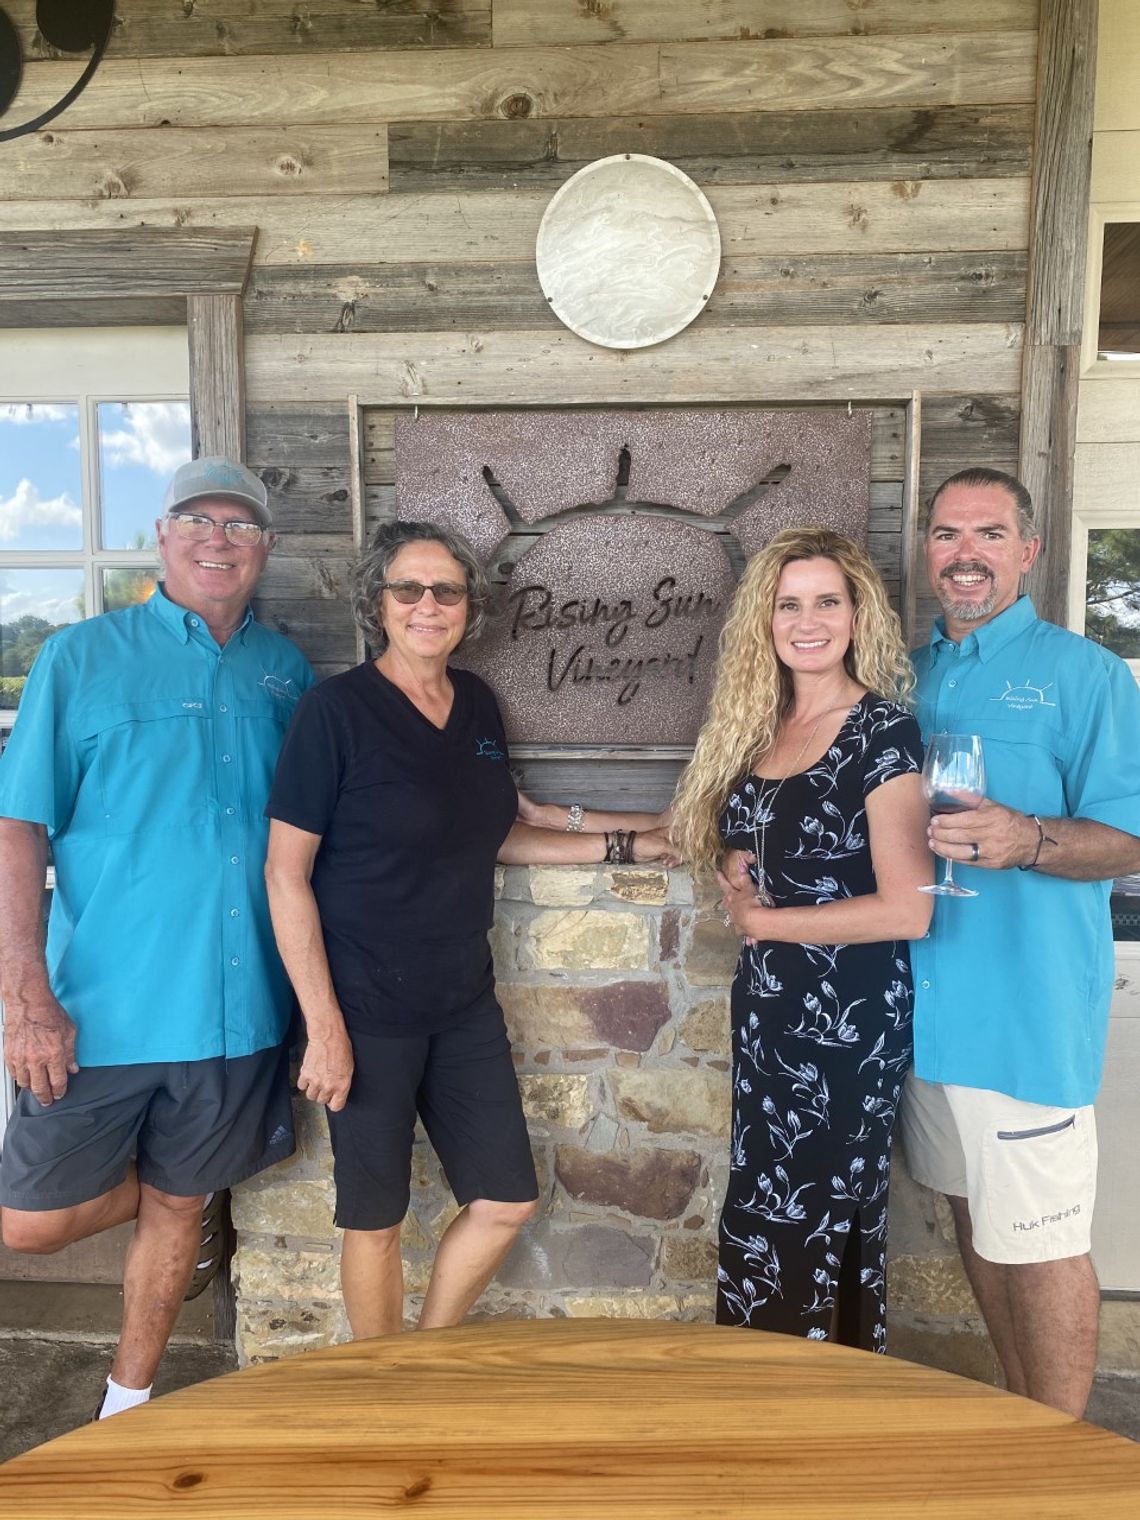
top-left (970, 842), bottom-right (980, 863)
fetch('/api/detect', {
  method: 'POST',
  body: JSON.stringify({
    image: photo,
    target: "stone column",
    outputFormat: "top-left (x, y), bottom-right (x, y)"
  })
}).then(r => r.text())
top-left (230, 865), bottom-right (1004, 1377)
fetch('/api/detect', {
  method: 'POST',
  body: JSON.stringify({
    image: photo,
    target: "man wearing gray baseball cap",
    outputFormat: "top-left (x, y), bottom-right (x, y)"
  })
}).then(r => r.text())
top-left (0, 455), bottom-right (313, 1421)
top-left (164, 454), bottom-right (274, 528)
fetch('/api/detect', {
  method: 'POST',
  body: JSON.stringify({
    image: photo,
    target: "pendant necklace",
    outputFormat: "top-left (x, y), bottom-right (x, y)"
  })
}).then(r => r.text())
top-left (750, 711), bottom-right (829, 908)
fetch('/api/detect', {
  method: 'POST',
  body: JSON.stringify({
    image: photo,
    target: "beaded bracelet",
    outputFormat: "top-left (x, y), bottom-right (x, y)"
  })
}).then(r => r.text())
top-left (603, 830), bottom-right (637, 865)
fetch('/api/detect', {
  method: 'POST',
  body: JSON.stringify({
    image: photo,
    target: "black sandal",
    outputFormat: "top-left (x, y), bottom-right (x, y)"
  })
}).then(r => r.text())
top-left (183, 1189), bottom-right (229, 1301)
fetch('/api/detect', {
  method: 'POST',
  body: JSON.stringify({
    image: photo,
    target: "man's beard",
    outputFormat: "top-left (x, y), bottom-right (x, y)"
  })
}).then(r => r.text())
top-left (937, 563), bottom-right (996, 622)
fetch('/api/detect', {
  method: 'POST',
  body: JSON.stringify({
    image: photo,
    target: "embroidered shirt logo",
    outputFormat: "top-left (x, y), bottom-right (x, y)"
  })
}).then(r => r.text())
top-left (990, 679), bottom-right (1056, 712)
top-left (475, 737), bottom-right (505, 760)
top-left (260, 673), bottom-right (298, 703)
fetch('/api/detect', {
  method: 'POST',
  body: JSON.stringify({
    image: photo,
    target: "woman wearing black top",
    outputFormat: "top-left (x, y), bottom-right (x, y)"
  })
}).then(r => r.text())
top-left (265, 520), bottom-right (672, 1338)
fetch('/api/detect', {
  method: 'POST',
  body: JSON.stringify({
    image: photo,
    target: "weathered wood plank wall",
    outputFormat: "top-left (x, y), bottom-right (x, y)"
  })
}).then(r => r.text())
top-left (0, 0), bottom-right (1036, 677)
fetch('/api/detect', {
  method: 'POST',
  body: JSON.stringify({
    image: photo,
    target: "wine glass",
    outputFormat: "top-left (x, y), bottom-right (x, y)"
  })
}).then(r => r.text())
top-left (918, 733), bottom-right (985, 899)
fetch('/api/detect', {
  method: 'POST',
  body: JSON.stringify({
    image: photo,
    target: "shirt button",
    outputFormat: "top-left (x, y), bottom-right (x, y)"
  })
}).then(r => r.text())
top-left (230, 908), bottom-right (240, 918)
top-left (948, 680), bottom-right (957, 689)
top-left (190, 618), bottom-right (200, 628)
top-left (222, 754), bottom-right (232, 763)
top-left (230, 855), bottom-right (240, 865)
top-left (920, 979), bottom-right (931, 990)
top-left (230, 957), bottom-right (240, 967)
top-left (226, 807), bottom-right (236, 816)
top-left (218, 704), bottom-right (228, 713)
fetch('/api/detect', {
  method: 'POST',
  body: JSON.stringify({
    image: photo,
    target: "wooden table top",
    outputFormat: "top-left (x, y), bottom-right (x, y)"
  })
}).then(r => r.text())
top-left (2, 1318), bottom-right (1138, 1517)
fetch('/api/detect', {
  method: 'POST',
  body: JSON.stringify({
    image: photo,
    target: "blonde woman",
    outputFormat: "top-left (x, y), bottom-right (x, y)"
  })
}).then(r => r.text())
top-left (672, 527), bottom-right (932, 1350)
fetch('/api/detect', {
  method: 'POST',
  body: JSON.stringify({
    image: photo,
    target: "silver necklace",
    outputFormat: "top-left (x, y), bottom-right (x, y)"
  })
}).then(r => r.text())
top-left (750, 712), bottom-right (828, 908)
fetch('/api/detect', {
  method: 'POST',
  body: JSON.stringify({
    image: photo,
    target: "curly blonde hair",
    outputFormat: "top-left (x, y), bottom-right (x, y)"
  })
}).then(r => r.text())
top-left (671, 526), bottom-right (913, 874)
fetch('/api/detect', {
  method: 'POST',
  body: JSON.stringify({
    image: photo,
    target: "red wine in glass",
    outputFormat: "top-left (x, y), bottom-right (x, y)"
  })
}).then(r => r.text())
top-left (919, 734), bottom-right (986, 898)
top-left (928, 789), bottom-right (982, 815)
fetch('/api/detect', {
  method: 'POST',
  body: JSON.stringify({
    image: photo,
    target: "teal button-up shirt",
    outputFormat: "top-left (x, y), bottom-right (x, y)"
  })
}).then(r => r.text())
top-left (910, 597), bottom-right (1140, 1107)
top-left (0, 588), bottom-right (313, 1067)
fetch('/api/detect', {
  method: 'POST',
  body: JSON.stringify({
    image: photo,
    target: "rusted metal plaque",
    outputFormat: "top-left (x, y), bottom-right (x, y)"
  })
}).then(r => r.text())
top-left (394, 408), bottom-right (872, 745)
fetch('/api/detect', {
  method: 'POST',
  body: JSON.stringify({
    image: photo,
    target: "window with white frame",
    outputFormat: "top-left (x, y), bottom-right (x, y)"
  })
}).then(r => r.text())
top-left (1070, 517), bottom-right (1140, 674)
top-left (1, 328), bottom-right (192, 718)
top-left (1096, 221), bottom-right (1140, 362)
top-left (1076, 205), bottom-right (1140, 943)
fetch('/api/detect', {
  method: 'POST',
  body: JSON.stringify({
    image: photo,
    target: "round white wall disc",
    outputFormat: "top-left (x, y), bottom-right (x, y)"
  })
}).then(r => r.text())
top-left (536, 153), bottom-right (721, 350)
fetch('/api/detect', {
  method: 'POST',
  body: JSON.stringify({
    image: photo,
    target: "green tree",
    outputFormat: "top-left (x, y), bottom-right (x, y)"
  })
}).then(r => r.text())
top-left (1086, 528), bottom-right (1140, 658)
top-left (0, 615), bottom-right (57, 678)
top-left (73, 534), bottom-right (157, 618)
top-left (102, 563), bottom-right (157, 613)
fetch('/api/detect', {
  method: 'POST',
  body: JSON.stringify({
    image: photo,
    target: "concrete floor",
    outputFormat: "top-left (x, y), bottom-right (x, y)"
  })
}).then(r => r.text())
top-left (0, 1337), bottom-right (237, 1464)
top-left (0, 1278), bottom-right (237, 1464)
top-left (0, 1283), bottom-right (1136, 1465)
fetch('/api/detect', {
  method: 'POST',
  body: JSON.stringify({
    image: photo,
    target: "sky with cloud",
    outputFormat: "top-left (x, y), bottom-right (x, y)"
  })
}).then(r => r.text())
top-left (1, 401), bottom-right (190, 629)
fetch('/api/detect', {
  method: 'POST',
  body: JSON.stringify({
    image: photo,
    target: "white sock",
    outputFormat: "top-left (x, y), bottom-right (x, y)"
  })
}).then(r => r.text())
top-left (100, 1376), bottom-right (153, 1418)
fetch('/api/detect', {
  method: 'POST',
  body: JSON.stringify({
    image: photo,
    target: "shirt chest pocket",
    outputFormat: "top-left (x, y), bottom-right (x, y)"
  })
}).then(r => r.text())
top-left (970, 713), bottom-right (1067, 814)
top-left (230, 694), bottom-right (294, 811)
top-left (77, 699), bottom-right (214, 835)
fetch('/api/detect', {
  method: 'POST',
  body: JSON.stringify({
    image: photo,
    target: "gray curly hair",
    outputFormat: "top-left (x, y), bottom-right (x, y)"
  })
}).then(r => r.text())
top-left (351, 519), bottom-right (490, 653)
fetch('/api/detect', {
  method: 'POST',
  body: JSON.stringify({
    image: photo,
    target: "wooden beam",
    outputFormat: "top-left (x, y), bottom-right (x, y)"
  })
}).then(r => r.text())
top-left (1, 126), bottom-right (388, 202)
top-left (244, 325), bottom-right (1023, 407)
top-left (388, 105), bottom-right (1034, 192)
top-left (245, 251), bottom-right (1028, 335)
top-left (492, 0), bottom-right (1038, 48)
top-left (0, 180), bottom-right (1031, 265)
top-left (1018, 0), bottom-right (1098, 625)
top-left (14, 0), bottom-right (492, 57)
top-left (0, 296), bottom-right (187, 328)
top-left (11, 35), bottom-right (1038, 130)
top-left (922, 393), bottom-right (1022, 473)
top-left (901, 393), bottom-right (922, 645)
top-left (188, 294), bottom-right (247, 461)
top-left (0, 228), bottom-right (256, 298)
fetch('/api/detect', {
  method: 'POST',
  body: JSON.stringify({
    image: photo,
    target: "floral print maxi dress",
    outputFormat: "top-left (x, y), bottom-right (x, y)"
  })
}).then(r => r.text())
top-left (715, 695), bottom-right (923, 1351)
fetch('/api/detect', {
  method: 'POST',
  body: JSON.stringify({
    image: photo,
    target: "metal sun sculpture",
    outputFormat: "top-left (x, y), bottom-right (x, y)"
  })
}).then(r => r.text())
top-left (0, 1), bottom-right (115, 143)
top-left (394, 409), bottom-right (873, 746)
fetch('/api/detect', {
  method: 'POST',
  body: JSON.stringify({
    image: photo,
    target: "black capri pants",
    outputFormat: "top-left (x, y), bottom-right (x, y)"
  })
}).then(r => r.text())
top-left (326, 1002), bottom-right (538, 1231)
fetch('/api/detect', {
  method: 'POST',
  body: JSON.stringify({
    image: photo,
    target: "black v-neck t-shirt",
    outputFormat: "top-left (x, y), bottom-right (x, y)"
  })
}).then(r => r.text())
top-left (266, 663), bottom-right (517, 1033)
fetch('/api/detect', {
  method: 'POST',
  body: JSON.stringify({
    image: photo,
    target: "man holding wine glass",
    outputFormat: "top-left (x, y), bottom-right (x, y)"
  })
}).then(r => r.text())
top-left (899, 467), bottom-right (1140, 1419)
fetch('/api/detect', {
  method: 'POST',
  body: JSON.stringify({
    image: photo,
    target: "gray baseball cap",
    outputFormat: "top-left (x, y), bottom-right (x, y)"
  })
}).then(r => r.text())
top-left (163, 456), bottom-right (272, 528)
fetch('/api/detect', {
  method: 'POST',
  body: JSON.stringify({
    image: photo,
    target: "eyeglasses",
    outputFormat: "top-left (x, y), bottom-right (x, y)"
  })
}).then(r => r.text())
top-left (166, 512), bottom-right (267, 547)
top-left (381, 580), bottom-right (468, 606)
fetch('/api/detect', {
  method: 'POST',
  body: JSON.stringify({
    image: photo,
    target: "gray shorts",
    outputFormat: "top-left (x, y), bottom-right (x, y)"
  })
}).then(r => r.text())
top-left (0, 1046), bottom-right (295, 1209)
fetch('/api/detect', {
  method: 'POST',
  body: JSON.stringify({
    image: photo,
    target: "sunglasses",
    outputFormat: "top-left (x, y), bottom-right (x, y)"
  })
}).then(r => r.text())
top-left (381, 580), bottom-right (468, 606)
top-left (166, 512), bottom-right (267, 548)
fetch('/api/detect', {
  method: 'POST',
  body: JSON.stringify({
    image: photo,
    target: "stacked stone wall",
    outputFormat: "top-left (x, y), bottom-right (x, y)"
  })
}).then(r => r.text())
top-left (232, 864), bottom-right (743, 1359)
top-left (231, 864), bottom-right (1047, 1380)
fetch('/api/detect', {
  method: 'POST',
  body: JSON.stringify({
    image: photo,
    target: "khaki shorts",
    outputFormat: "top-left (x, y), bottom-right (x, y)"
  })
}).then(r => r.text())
top-left (898, 1074), bottom-right (1097, 1265)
